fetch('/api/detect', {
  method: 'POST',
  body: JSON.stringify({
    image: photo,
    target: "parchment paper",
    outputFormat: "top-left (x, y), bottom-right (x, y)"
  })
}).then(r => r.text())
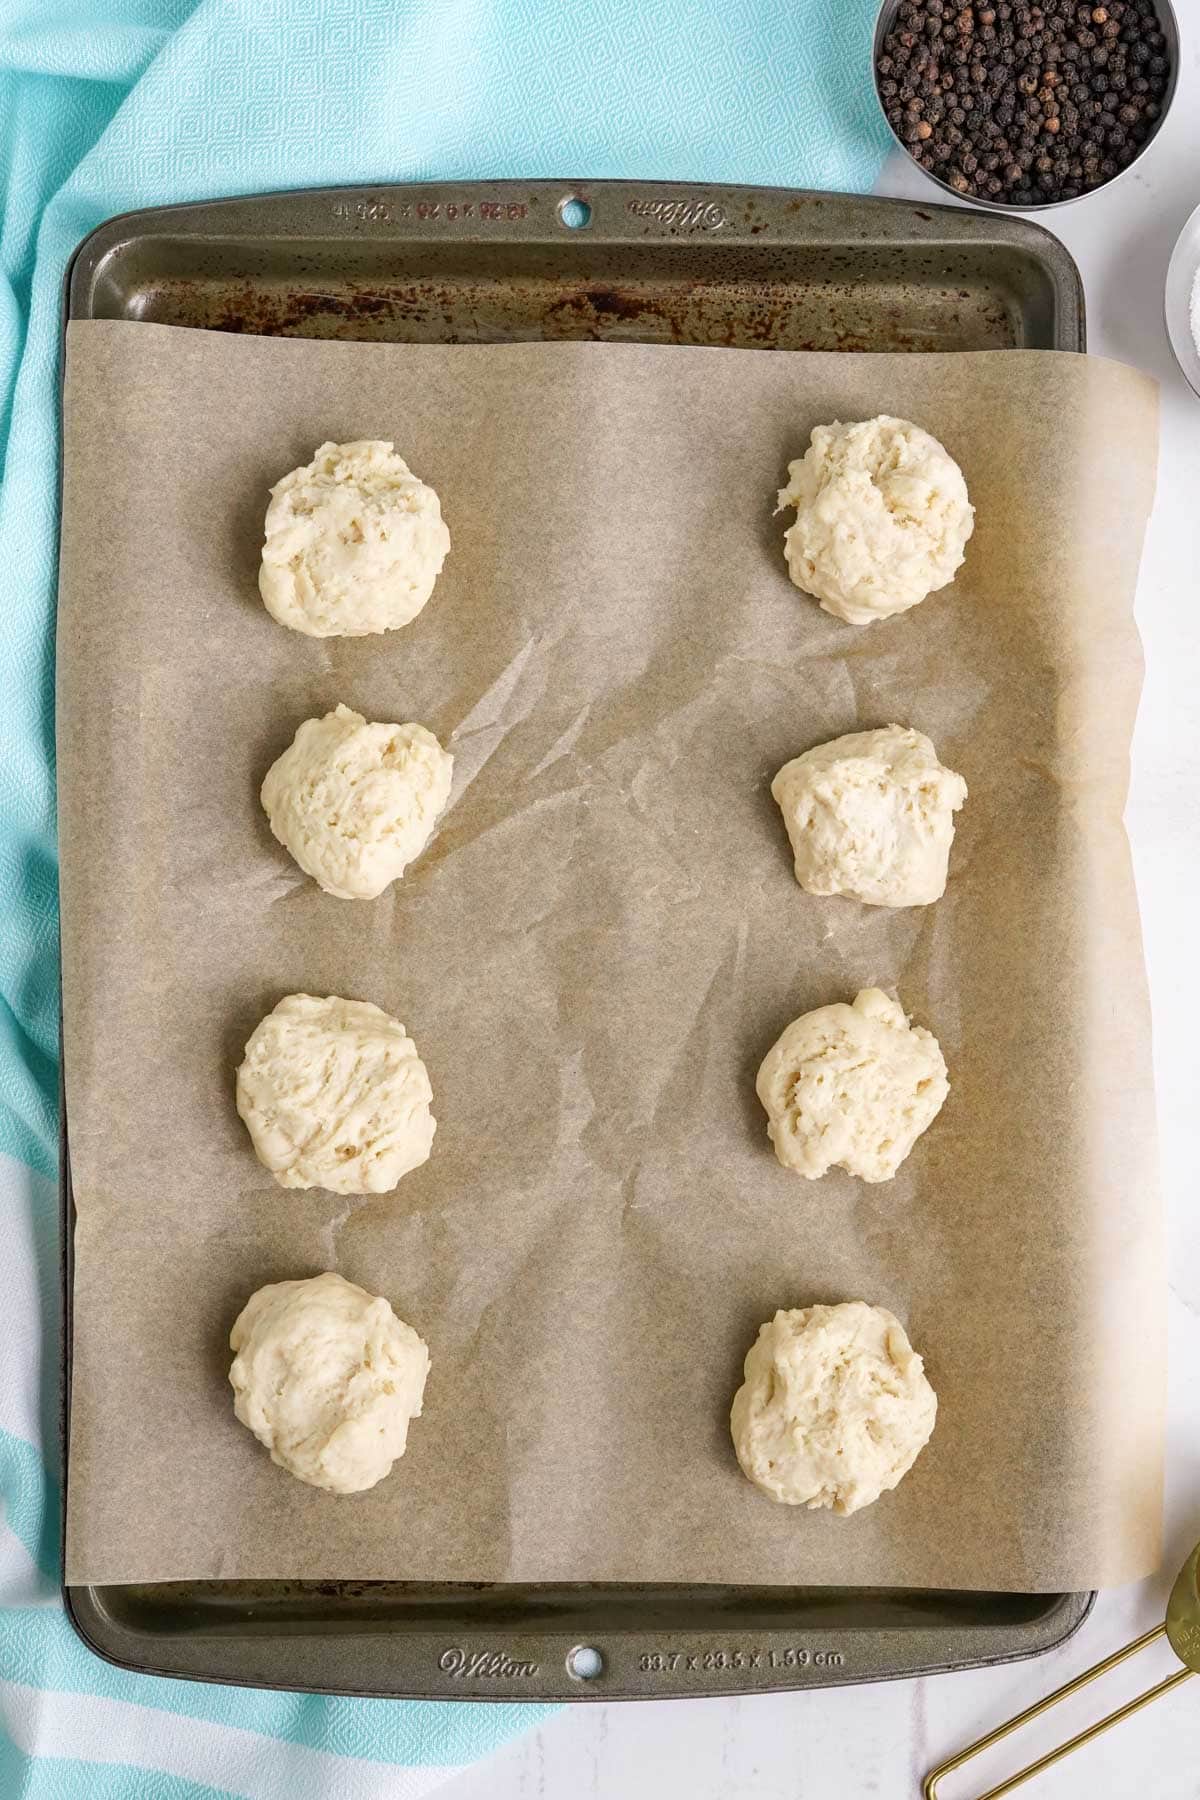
top-left (59, 319), bottom-right (1163, 1590)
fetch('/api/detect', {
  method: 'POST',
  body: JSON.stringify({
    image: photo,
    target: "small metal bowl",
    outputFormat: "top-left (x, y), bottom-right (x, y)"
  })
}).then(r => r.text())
top-left (1164, 198), bottom-right (1200, 400)
top-left (872, 0), bottom-right (1179, 212)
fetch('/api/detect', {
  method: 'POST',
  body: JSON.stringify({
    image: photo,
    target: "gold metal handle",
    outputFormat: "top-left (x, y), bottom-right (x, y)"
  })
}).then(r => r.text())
top-left (924, 1624), bottom-right (1194, 1799)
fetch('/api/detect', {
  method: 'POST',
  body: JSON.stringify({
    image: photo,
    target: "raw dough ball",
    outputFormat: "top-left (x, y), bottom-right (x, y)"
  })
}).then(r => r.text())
top-left (237, 994), bottom-right (435, 1194)
top-left (229, 1272), bottom-right (430, 1494)
top-left (778, 416), bottom-right (974, 625)
top-left (756, 988), bottom-right (948, 1182)
top-left (262, 704), bottom-right (453, 900)
top-left (730, 1301), bottom-right (936, 1513)
top-left (771, 725), bottom-right (967, 907)
top-left (259, 439), bottom-right (450, 637)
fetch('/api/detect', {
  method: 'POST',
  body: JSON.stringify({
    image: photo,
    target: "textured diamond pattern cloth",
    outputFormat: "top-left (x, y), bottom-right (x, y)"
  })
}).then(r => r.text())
top-left (0, 1), bottom-right (889, 1793)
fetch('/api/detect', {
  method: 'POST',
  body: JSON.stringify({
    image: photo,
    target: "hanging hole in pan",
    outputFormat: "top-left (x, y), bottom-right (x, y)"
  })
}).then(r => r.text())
top-left (559, 196), bottom-right (592, 230)
top-left (567, 1643), bottom-right (604, 1680)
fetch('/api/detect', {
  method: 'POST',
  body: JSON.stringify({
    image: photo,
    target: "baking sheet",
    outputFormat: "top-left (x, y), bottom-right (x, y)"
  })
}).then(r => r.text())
top-left (59, 319), bottom-right (1161, 1591)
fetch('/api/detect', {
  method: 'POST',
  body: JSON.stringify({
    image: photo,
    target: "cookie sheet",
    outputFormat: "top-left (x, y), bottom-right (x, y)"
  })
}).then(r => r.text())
top-left (59, 321), bottom-right (1161, 1589)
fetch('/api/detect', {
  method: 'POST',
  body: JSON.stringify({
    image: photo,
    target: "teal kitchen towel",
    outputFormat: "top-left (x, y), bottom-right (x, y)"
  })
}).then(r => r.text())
top-left (0, 1), bottom-right (890, 1793)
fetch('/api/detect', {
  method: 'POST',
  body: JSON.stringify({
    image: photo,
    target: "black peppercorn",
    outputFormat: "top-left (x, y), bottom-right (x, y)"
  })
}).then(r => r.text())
top-left (877, 0), bottom-right (1169, 202)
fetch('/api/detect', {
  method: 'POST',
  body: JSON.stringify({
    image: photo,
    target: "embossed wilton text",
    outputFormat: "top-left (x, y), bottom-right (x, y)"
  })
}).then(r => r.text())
top-left (439, 1646), bottom-right (540, 1679)
top-left (626, 198), bottom-right (726, 232)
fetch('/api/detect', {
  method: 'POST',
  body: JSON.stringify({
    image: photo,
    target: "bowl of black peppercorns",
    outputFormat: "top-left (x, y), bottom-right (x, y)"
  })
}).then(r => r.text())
top-left (873, 0), bottom-right (1177, 209)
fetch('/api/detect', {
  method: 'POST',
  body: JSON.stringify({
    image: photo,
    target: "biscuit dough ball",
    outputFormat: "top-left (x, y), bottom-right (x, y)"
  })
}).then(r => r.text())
top-left (771, 725), bottom-right (967, 907)
top-left (756, 988), bottom-right (948, 1182)
top-left (230, 1272), bottom-right (430, 1493)
top-left (262, 704), bottom-right (453, 900)
top-left (778, 416), bottom-right (973, 624)
top-left (259, 440), bottom-right (450, 637)
top-left (730, 1301), bottom-right (936, 1513)
top-left (237, 994), bottom-right (435, 1194)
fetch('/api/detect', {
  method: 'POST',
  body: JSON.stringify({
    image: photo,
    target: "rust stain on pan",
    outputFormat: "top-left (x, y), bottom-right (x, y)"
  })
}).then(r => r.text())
top-left (142, 271), bottom-right (1012, 355)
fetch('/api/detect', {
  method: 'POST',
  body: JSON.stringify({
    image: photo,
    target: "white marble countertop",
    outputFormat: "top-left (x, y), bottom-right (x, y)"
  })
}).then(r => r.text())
top-left (439, 47), bottom-right (1200, 1799)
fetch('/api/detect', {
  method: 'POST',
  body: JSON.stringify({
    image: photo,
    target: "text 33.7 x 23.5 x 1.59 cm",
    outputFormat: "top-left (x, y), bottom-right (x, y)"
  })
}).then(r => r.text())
top-left (638, 1646), bottom-right (847, 1675)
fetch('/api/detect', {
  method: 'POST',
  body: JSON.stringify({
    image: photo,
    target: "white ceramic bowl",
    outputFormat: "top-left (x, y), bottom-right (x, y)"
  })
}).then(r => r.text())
top-left (1165, 200), bottom-right (1200, 400)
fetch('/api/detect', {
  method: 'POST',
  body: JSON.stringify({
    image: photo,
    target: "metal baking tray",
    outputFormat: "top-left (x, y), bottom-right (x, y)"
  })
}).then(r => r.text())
top-left (61, 180), bottom-right (1090, 1701)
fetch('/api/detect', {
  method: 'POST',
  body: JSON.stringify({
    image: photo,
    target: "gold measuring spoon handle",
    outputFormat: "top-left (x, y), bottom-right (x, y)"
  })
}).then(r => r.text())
top-left (924, 1623), bottom-right (1194, 1799)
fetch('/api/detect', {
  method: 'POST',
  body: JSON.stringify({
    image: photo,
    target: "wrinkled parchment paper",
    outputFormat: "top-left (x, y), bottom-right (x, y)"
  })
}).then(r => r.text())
top-left (59, 320), bottom-right (1162, 1589)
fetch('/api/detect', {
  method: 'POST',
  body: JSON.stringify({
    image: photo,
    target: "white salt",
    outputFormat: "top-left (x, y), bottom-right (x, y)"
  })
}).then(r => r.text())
top-left (1191, 263), bottom-right (1200, 363)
